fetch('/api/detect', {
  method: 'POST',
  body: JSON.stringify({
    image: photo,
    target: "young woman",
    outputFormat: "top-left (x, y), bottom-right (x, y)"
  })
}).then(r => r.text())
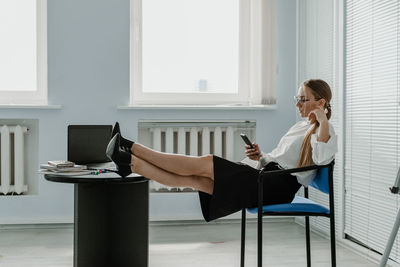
top-left (106, 79), bottom-right (337, 222)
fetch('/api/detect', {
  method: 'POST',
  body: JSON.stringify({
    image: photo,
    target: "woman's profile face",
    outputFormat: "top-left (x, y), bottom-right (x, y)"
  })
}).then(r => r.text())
top-left (295, 86), bottom-right (323, 118)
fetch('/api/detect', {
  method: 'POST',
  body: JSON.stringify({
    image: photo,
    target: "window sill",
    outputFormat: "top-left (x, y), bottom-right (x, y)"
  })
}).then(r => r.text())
top-left (0, 104), bottom-right (62, 109)
top-left (118, 104), bottom-right (277, 111)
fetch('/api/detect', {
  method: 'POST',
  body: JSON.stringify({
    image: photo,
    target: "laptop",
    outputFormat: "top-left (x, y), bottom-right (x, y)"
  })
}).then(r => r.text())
top-left (67, 125), bottom-right (116, 170)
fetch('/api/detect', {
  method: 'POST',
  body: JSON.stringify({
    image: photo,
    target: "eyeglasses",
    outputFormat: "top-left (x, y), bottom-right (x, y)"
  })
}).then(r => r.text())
top-left (294, 96), bottom-right (320, 105)
top-left (294, 96), bottom-right (311, 105)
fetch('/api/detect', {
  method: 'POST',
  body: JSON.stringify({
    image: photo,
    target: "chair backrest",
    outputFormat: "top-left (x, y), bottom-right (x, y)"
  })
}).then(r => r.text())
top-left (309, 167), bottom-right (330, 194)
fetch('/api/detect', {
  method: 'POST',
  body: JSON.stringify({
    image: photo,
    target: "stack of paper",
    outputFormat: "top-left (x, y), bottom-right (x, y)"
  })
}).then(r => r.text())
top-left (38, 161), bottom-right (92, 176)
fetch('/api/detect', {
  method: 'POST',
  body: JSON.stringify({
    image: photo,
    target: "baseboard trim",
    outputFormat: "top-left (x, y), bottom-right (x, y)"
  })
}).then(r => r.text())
top-left (0, 217), bottom-right (295, 229)
top-left (149, 217), bottom-right (294, 226)
top-left (0, 223), bottom-right (73, 230)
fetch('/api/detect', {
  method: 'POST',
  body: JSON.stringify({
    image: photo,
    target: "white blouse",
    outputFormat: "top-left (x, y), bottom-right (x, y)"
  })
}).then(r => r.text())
top-left (256, 120), bottom-right (338, 186)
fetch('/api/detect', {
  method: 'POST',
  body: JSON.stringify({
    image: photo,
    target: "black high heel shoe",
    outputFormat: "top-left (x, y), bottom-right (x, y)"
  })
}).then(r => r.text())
top-left (106, 133), bottom-right (133, 177)
top-left (111, 122), bottom-right (134, 153)
top-left (111, 121), bottom-right (121, 138)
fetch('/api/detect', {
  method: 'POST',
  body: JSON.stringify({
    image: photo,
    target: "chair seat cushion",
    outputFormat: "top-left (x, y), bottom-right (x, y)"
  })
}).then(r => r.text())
top-left (247, 196), bottom-right (330, 214)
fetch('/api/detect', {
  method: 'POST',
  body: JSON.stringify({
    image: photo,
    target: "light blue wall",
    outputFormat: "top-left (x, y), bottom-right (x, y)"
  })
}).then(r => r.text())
top-left (0, 0), bottom-right (297, 223)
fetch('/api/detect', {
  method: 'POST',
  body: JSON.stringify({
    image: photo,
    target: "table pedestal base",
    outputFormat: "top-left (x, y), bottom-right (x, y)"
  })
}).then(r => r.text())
top-left (74, 181), bottom-right (149, 267)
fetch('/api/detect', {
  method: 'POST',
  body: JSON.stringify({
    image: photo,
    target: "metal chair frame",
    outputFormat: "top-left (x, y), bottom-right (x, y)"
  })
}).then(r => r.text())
top-left (240, 161), bottom-right (336, 267)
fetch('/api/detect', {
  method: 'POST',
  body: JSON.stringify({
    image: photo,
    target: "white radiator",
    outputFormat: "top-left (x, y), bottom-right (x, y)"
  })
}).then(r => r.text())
top-left (0, 125), bottom-right (28, 195)
top-left (138, 120), bottom-right (256, 192)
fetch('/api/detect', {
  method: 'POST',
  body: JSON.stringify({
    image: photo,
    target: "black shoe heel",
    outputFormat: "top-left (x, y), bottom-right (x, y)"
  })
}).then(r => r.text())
top-left (106, 133), bottom-right (132, 177)
top-left (111, 122), bottom-right (121, 139)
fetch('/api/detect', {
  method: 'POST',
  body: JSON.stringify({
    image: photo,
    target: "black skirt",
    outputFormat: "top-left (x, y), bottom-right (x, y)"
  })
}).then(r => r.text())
top-left (198, 155), bottom-right (301, 222)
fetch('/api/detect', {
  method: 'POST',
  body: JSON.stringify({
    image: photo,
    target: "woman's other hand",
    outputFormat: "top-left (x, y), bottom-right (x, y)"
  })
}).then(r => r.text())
top-left (245, 143), bottom-right (262, 160)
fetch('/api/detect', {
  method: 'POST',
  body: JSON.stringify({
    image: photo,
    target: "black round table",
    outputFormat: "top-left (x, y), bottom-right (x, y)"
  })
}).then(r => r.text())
top-left (44, 172), bottom-right (149, 267)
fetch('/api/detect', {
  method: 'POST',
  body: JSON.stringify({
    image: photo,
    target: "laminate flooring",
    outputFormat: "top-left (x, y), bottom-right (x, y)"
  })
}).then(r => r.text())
top-left (0, 220), bottom-right (378, 267)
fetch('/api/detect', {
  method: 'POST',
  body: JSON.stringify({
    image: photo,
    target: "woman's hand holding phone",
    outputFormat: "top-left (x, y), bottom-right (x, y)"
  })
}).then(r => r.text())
top-left (245, 143), bottom-right (262, 160)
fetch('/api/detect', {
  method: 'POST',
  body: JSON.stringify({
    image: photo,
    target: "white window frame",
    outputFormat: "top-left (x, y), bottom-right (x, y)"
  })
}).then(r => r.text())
top-left (0, 0), bottom-right (47, 105)
top-left (130, 0), bottom-right (256, 105)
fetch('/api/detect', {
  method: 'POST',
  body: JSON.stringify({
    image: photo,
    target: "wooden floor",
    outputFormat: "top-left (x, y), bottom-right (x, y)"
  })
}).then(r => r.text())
top-left (0, 220), bottom-right (377, 267)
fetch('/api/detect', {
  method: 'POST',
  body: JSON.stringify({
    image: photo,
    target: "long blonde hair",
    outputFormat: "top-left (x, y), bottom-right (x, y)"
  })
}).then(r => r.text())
top-left (297, 79), bottom-right (332, 168)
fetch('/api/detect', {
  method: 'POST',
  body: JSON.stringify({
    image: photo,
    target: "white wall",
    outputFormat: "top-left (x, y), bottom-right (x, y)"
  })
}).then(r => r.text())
top-left (0, 0), bottom-right (298, 224)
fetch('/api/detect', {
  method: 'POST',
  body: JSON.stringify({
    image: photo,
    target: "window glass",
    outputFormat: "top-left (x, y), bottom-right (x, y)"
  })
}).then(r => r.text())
top-left (0, 0), bottom-right (37, 91)
top-left (142, 0), bottom-right (239, 94)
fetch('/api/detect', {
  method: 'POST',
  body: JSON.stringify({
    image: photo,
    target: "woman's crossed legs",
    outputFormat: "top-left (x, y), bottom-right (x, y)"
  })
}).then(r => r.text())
top-left (129, 143), bottom-right (215, 195)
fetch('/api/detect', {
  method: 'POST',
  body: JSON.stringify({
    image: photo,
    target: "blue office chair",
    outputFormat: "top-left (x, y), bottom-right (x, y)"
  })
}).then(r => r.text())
top-left (240, 161), bottom-right (336, 267)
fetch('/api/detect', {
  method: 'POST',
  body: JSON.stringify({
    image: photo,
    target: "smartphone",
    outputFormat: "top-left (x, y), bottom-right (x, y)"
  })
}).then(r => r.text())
top-left (240, 133), bottom-right (254, 148)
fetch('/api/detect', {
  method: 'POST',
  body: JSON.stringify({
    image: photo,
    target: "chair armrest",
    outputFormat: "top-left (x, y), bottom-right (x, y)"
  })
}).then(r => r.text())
top-left (258, 162), bottom-right (333, 179)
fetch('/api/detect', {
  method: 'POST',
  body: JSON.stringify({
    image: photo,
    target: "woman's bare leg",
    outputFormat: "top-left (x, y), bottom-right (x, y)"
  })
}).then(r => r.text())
top-left (131, 143), bottom-right (214, 179)
top-left (131, 155), bottom-right (214, 195)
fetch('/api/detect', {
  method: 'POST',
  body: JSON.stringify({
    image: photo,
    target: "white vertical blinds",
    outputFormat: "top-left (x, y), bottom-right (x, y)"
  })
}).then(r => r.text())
top-left (297, 0), bottom-right (340, 236)
top-left (345, 0), bottom-right (400, 261)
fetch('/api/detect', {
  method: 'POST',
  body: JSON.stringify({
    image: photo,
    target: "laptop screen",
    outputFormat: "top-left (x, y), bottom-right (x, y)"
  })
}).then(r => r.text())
top-left (68, 125), bottom-right (112, 164)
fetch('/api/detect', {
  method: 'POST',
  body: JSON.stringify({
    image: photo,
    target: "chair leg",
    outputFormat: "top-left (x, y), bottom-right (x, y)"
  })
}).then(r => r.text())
top-left (330, 215), bottom-right (336, 267)
top-left (258, 209), bottom-right (262, 267)
top-left (240, 208), bottom-right (246, 267)
top-left (305, 216), bottom-right (311, 267)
